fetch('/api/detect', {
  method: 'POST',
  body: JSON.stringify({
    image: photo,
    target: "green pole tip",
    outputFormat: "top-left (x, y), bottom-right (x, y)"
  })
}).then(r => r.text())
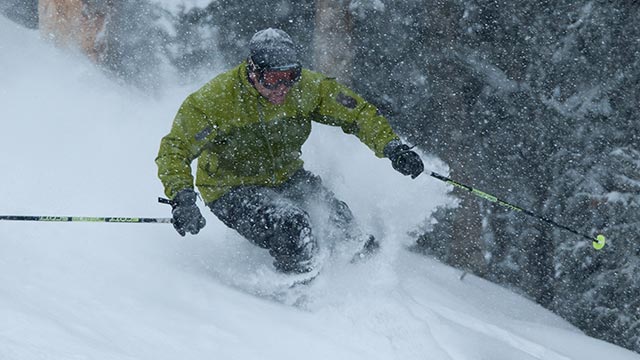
top-left (593, 234), bottom-right (606, 250)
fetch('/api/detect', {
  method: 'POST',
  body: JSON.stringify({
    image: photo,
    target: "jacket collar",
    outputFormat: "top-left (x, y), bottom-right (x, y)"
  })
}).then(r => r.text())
top-left (237, 60), bottom-right (261, 97)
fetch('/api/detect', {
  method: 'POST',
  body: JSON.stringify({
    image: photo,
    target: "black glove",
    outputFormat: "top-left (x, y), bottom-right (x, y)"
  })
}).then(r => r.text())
top-left (171, 189), bottom-right (206, 236)
top-left (384, 140), bottom-right (424, 178)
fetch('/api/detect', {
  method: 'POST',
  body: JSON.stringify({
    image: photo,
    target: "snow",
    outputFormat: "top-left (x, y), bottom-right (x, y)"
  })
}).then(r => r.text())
top-left (542, 85), bottom-right (612, 119)
top-left (349, 0), bottom-right (386, 14)
top-left (250, 28), bottom-right (294, 46)
top-left (1, 16), bottom-right (639, 360)
top-left (149, 0), bottom-right (212, 13)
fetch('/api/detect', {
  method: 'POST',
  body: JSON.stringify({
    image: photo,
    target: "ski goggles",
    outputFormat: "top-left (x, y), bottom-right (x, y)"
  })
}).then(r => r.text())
top-left (258, 64), bottom-right (301, 90)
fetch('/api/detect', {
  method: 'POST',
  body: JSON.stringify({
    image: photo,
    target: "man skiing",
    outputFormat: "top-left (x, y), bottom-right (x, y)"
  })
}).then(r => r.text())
top-left (156, 28), bottom-right (424, 274)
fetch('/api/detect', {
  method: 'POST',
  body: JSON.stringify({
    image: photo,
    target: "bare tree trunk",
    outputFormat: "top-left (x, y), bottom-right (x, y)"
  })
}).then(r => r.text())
top-left (313, 0), bottom-right (354, 85)
top-left (449, 195), bottom-right (486, 274)
top-left (424, 0), bottom-right (487, 276)
top-left (38, 0), bottom-right (111, 62)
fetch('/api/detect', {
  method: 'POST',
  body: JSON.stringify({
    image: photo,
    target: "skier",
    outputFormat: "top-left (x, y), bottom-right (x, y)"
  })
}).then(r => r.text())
top-left (156, 28), bottom-right (424, 274)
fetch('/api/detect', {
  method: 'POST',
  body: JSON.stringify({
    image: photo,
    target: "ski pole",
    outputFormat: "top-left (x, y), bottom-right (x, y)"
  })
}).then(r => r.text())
top-left (0, 215), bottom-right (172, 224)
top-left (428, 171), bottom-right (606, 250)
top-left (0, 198), bottom-right (187, 224)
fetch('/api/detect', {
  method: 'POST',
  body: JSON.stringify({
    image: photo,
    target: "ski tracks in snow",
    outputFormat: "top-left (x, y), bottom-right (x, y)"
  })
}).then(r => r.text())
top-left (299, 249), bottom-right (575, 360)
top-left (391, 255), bottom-right (574, 360)
top-left (204, 235), bottom-right (574, 360)
top-left (405, 297), bottom-right (572, 360)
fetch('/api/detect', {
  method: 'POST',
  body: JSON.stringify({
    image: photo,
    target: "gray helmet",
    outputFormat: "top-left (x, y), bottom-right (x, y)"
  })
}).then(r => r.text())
top-left (248, 28), bottom-right (300, 72)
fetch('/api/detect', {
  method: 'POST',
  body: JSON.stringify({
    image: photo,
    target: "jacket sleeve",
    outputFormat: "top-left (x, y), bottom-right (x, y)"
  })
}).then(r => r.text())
top-left (155, 95), bottom-right (216, 199)
top-left (311, 77), bottom-right (399, 157)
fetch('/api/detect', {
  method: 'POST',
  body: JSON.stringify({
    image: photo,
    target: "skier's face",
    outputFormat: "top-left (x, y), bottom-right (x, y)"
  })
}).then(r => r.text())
top-left (249, 70), bottom-right (298, 105)
top-left (260, 68), bottom-right (300, 89)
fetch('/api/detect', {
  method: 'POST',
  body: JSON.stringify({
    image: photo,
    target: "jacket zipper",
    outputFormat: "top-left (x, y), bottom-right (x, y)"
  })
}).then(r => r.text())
top-left (257, 99), bottom-right (277, 184)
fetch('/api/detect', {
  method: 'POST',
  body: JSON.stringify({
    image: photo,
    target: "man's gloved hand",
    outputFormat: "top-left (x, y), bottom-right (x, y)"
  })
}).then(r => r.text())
top-left (171, 189), bottom-right (206, 236)
top-left (384, 140), bottom-right (425, 179)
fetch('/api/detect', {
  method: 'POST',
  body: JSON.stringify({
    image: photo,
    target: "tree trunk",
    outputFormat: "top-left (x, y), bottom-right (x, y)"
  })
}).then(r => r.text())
top-left (38, 0), bottom-right (111, 62)
top-left (313, 0), bottom-right (354, 85)
top-left (449, 195), bottom-right (486, 274)
top-left (423, 0), bottom-right (487, 275)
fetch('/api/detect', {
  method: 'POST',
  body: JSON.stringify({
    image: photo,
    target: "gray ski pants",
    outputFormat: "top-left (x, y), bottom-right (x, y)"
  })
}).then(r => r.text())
top-left (208, 169), bottom-right (360, 273)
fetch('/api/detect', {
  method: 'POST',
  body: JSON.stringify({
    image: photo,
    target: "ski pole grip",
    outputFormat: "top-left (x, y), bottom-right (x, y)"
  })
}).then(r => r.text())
top-left (158, 197), bottom-right (175, 206)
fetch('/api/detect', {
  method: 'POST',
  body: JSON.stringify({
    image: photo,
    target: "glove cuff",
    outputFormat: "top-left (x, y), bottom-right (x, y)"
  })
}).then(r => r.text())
top-left (173, 188), bottom-right (197, 206)
top-left (383, 139), bottom-right (408, 159)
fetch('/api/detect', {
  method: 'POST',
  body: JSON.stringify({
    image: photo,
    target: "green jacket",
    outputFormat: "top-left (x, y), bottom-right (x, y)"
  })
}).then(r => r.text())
top-left (156, 62), bottom-right (400, 203)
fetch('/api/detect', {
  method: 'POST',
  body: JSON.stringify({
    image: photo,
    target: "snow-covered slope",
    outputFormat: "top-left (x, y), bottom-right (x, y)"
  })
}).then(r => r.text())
top-left (1, 17), bottom-right (638, 360)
